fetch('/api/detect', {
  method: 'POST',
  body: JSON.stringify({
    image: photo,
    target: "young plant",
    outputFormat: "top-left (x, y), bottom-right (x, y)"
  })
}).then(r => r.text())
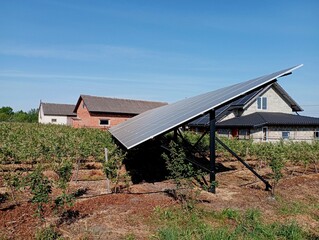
top-left (162, 141), bottom-right (204, 209)
top-left (35, 225), bottom-right (61, 240)
top-left (26, 165), bottom-right (52, 221)
top-left (53, 159), bottom-right (74, 213)
top-left (103, 146), bottom-right (127, 193)
top-left (3, 170), bottom-right (24, 205)
top-left (266, 144), bottom-right (284, 197)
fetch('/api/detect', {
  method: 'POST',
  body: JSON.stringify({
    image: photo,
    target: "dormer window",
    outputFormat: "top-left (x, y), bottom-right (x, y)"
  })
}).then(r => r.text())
top-left (257, 97), bottom-right (267, 110)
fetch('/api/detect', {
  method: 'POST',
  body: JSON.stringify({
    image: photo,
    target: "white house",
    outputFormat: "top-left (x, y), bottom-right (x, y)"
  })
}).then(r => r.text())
top-left (189, 82), bottom-right (319, 142)
top-left (38, 102), bottom-right (76, 125)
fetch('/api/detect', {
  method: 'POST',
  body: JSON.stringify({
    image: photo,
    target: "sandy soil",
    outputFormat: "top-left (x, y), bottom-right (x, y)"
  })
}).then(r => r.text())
top-left (0, 160), bottom-right (318, 239)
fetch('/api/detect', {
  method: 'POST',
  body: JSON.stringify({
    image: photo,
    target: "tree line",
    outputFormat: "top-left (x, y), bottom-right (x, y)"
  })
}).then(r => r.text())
top-left (0, 106), bottom-right (38, 123)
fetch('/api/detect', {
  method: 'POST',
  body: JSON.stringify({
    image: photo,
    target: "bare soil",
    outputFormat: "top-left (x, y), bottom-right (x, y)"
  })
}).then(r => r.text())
top-left (0, 160), bottom-right (318, 239)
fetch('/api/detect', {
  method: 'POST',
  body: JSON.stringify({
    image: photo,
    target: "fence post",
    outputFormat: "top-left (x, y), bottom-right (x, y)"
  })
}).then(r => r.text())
top-left (105, 148), bottom-right (111, 193)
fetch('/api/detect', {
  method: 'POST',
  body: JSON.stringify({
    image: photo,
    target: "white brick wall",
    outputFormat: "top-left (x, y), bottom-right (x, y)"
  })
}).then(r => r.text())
top-left (251, 127), bottom-right (318, 142)
top-left (244, 87), bottom-right (292, 116)
top-left (217, 127), bottom-right (318, 143)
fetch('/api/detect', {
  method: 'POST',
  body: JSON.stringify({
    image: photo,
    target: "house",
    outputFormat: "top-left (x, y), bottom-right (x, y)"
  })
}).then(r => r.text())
top-left (72, 95), bottom-right (167, 130)
top-left (188, 82), bottom-right (319, 142)
top-left (38, 102), bottom-right (76, 125)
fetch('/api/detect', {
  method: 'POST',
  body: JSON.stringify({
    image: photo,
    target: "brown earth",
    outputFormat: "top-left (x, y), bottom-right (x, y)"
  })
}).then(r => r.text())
top-left (0, 160), bottom-right (318, 239)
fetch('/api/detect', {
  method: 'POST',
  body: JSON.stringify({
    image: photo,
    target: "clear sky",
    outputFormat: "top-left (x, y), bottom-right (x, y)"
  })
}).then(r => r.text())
top-left (1, 0), bottom-right (318, 117)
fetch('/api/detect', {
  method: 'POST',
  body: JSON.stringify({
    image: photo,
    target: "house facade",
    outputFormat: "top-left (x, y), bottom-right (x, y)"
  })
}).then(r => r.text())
top-left (189, 83), bottom-right (319, 142)
top-left (38, 102), bottom-right (76, 125)
top-left (72, 95), bottom-right (167, 130)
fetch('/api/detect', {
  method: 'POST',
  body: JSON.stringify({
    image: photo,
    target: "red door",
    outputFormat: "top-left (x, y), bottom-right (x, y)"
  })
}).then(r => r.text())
top-left (231, 128), bottom-right (239, 139)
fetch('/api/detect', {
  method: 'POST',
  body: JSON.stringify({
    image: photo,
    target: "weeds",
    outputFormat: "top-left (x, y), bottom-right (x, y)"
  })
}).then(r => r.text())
top-left (153, 206), bottom-right (315, 240)
top-left (35, 225), bottom-right (62, 240)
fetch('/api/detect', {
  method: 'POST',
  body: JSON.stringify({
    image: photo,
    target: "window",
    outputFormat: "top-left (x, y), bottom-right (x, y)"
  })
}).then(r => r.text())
top-left (314, 131), bottom-right (319, 140)
top-left (239, 129), bottom-right (250, 140)
top-left (257, 97), bottom-right (267, 110)
top-left (282, 131), bottom-right (290, 140)
top-left (51, 119), bottom-right (57, 123)
top-left (262, 127), bottom-right (268, 141)
top-left (100, 119), bottom-right (110, 126)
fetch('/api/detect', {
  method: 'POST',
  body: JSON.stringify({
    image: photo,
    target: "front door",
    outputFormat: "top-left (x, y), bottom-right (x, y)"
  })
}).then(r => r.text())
top-left (231, 128), bottom-right (239, 139)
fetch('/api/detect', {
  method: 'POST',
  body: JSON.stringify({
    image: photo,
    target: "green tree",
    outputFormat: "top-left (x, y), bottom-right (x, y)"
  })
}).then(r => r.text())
top-left (27, 108), bottom-right (39, 122)
top-left (0, 106), bottom-right (14, 121)
top-left (11, 110), bottom-right (29, 122)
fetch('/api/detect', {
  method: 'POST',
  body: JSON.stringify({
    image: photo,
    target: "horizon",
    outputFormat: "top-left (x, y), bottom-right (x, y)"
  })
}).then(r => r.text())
top-left (1, 1), bottom-right (318, 117)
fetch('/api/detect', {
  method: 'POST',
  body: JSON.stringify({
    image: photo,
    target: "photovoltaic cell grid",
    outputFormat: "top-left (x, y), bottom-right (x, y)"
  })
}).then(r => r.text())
top-left (188, 86), bottom-right (268, 126)
top-left (109, 65), bottom-right (303, 149)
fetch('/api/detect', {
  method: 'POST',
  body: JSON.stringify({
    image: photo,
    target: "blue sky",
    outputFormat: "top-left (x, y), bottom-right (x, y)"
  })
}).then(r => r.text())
top-left (1, 0), bottom-right (318, 116)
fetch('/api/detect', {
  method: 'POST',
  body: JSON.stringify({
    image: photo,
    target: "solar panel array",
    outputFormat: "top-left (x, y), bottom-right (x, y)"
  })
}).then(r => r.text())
top-left (109, 65), bottom-right (303, 149)
top-left (188, 86), bottom-right (268, 126)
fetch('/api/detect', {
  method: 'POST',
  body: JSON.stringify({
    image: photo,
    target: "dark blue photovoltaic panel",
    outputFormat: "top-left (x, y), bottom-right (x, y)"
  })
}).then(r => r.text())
top-left (109, 65), bottom-right (303, 149)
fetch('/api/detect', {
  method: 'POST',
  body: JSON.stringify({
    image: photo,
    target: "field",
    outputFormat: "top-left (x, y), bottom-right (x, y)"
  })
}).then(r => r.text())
top-left (0, 123), bottom-right (319, 239)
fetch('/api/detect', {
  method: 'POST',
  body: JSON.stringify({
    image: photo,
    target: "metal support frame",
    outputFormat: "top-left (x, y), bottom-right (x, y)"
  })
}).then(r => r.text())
top-left (166, 110), bottom-right (271, 193)
top-left (216, 137), bottom-right (272, 191)
top-left (209, 110), bottom-right (216, 193)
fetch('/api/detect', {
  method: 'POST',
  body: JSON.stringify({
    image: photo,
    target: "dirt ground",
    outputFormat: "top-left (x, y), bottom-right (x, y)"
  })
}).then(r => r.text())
top-left (0, 160), bottom-right (318, 239)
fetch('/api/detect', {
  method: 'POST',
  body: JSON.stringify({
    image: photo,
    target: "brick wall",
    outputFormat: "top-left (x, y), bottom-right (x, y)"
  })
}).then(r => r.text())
top-left (72, 99), bottom-right (136, 130)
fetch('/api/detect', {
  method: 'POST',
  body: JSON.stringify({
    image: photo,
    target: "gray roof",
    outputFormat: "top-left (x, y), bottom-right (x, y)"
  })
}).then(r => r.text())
top-left (110, 65), bottom-right (303, 149)
top-left (42, 103), bottom-right (76, 116)
top-left (75, 95), bottom-right (167, 115)
top-left (217, 112), bottom-right (319, 128)
top-left (188, 82), bottom-right (303, 127)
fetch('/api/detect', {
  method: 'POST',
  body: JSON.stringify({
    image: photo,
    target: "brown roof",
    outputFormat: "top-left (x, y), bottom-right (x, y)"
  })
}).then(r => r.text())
top-left (42, 103), bottom-right (77, 116)
top-left (74, 95), bottom-right (167, 115)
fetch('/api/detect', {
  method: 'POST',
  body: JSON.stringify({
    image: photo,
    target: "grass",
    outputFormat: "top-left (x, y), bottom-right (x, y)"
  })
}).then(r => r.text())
top-left (277, 196), bottom-right (319, 223)
top-left (152, 206), bottom-right (316, 240)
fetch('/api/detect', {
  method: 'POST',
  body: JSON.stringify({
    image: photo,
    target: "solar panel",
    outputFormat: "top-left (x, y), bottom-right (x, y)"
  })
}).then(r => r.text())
top-left (110, 65), bottom-right (303, 149)
top-left (188, 86), bottom-right (268, 127)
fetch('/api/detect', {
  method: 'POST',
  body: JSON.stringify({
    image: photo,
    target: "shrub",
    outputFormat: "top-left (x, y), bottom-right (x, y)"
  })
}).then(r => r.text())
top-left (35, 225), bottom-right (62, 240)
top-left (26, 165), bottom-right (52, 220)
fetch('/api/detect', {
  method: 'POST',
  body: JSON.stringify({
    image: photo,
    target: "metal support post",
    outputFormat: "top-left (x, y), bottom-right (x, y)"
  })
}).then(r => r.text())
top-left (209, 110), bottom-right (216, 193)
top-left (173, 128), bottom-right (178, 142)
top-left (105, 148), bottom-right (111, 193)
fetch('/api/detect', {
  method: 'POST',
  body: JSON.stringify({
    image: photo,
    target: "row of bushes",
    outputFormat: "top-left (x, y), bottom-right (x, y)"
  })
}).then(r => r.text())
top-left (182, 131), bottom-right (319, 170)
top-left (0, 122), bottom-right (116, 165)
top-left (1, 122), bottom-right (318, 169)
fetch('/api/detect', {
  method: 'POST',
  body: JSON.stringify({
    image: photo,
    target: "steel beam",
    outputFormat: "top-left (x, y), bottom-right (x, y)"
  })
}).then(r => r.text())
top-left (216, 137), bottom-right (272, 191)
top-left (209, 110), bottom-right (216, 193)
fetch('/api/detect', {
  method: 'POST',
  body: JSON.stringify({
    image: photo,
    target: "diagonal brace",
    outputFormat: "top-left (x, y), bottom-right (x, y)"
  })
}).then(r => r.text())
top-left (216, 137), bottom-right (272, 191)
